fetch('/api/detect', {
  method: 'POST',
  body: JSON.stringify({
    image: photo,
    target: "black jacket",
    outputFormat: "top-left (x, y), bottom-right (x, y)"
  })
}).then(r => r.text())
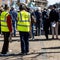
top-left (49, 9), bottom-right (59, 22)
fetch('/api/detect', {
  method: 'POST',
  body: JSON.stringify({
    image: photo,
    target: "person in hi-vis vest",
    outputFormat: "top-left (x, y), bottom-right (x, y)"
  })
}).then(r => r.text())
top-left (1, 4), bottom-right (12, 55)
top-left (17, 3), bottom-right (31, 55)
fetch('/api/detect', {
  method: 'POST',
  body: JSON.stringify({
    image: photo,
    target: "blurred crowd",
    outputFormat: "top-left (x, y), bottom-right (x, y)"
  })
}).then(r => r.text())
top-left (0, 4), bottom-right (60, 40)
top-left (0, 3), bottom-right (60, 55)
top-left (0, 4), bottom-right (60, 39)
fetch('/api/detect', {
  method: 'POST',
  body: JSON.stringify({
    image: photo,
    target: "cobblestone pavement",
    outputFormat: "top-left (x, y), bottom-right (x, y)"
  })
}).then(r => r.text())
top-left (0, 35), bottom-right (60, 60)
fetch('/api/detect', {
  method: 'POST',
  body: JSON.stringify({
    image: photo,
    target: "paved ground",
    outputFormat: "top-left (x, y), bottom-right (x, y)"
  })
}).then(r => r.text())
top-left (0, 35), bottom-right (60, 60)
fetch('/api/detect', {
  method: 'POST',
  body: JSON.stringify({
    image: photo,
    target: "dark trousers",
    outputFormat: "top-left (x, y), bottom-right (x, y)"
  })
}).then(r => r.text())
top-left (35, 22), bottom-right (40, 36)
top-left (36, 26), bottom-right (40, 36)
top-left (1, 32), bottom-right (10, 54)
top-left (19, 32), bottom-right (29, 53)
top-left (43, 21), bottom-right (49, 39)
top-left (44, 26), bottom-right (49, 39)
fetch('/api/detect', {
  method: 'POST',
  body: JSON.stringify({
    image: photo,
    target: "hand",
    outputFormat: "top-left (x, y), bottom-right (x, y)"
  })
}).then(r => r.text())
top-left (9, 32), bottom-right (12, 43)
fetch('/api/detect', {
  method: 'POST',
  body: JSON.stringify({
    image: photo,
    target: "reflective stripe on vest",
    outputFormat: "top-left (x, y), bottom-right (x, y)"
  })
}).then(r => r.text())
top-left (17, 11), bottom-right (30, 32)
top-left (1, 11), bottom-right (9, 32)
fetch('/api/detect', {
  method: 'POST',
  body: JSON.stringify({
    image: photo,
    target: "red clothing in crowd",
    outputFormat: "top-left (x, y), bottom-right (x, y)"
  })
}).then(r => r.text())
top-left (7, 15), bottom-right (12, 32)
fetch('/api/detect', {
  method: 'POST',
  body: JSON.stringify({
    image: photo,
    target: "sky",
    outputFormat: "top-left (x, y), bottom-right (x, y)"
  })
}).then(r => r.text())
top-left (20, 0), bottom-right (60, 5)
top-left (48, 0), bottom-right (60, 5)
top-left (20, 0), bottom-right (60, 6)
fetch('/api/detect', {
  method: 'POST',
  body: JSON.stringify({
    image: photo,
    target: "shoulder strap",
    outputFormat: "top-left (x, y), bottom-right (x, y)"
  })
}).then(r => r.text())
top-left (5, 13), bottom-right (8, 21)
top-left (20, 12), bottom-right (22, 21)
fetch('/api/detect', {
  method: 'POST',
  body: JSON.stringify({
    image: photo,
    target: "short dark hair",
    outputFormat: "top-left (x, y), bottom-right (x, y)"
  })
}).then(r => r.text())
top-left (11, 7), bottom-right (14, 10)
top-left (53, 5), bottom-right (57, 8)
top-left (4, 4), bottom-right (9, 10)
top-left (19, 3), bottom-right (27, 11)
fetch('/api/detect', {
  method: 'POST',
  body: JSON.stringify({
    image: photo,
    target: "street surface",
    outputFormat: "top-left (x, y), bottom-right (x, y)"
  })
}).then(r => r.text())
top-left (0, 35), bottom-right (60, 60)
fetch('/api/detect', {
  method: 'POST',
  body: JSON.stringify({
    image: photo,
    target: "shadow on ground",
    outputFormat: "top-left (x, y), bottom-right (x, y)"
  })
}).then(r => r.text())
top-left (0, 38), bottom-right (60, 42)
top-left (42, 46), bottom-right (60, 49)
top-left (0, 51), bottom-right (60, 57)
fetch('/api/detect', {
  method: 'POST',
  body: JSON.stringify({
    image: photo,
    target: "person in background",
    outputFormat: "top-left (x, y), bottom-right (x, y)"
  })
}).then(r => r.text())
top-left (31, 9), bottom-right (36, 40)
top-left (42, 8), bottom-right (50, 39)
top-left (17, 3), bottom-right (31, 55)
top-left (10, 7), bottom-right (17, 37)
top-left (0, 4), bottom-right (12, 55)
top-left (34, 9), bottom-right (41, 36)
top-left (49, 5), bottom-right (59, 39)
top-left (58, 9), bottom-right (60, 34)
top-left (59, 9), bottom-right (60, 21)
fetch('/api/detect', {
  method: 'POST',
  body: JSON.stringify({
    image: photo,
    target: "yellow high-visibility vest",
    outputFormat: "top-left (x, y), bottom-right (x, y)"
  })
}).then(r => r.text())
top-left (17, 10), bottom-right (30, 32)
top-left (1, 11), bottom-right (9, 32)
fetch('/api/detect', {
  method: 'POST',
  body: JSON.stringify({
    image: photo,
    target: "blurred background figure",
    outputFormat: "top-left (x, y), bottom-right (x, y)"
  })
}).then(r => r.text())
top-left (34, 8), bottom-right (41, 36)
top-left (58, 9), bottom-right (60, 21)
top-left (42, 8), bottom-right (50, 39)
top-left (10, 7), bottom-right (17, 37)
top-left (49, 5), bottom-right (59, 39)
top-left (31, 9), bottom-right (36, 40)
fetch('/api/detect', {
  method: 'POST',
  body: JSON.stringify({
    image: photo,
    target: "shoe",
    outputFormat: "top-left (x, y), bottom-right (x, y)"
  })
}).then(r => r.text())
top-left (46, 35), bottom-right (48, 40)
top-left (0, 53), bottom-right (9, 56)
top-left (25, 52), bottom-right (29, 55)
top-left (46, 37), bottom-right (48, 40)
top-left (52, 37), bottom-right (54, 39)
top-left (1, 52), bottom-right (7, 54)
top-left (19, 52), bottom-right (29, 55)
top-left (19, 52), bottom-right (25, 55)
top-left (32, 38), bottom-right (34, 40)
top-left (56, 38), bottom-right (58, 39)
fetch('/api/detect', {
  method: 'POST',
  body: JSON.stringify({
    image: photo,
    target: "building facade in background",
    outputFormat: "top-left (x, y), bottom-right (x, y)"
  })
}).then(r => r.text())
top-left (24, 0), bottom-right (48, 9)
top-left (0, 0), bottom-right (48, 9)
top-left (0, 0), bottom-right (7, 6)
top-left (30, 0), bottom-right (48, 9)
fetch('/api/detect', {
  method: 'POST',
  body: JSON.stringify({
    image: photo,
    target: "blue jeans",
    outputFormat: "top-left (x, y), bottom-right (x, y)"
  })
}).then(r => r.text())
top-left (12, 21), bottom-right (16, 36)
top-left (32, 24), bottom-right (36, 39)
top-left (19, 31), bottom-right (29, 53)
